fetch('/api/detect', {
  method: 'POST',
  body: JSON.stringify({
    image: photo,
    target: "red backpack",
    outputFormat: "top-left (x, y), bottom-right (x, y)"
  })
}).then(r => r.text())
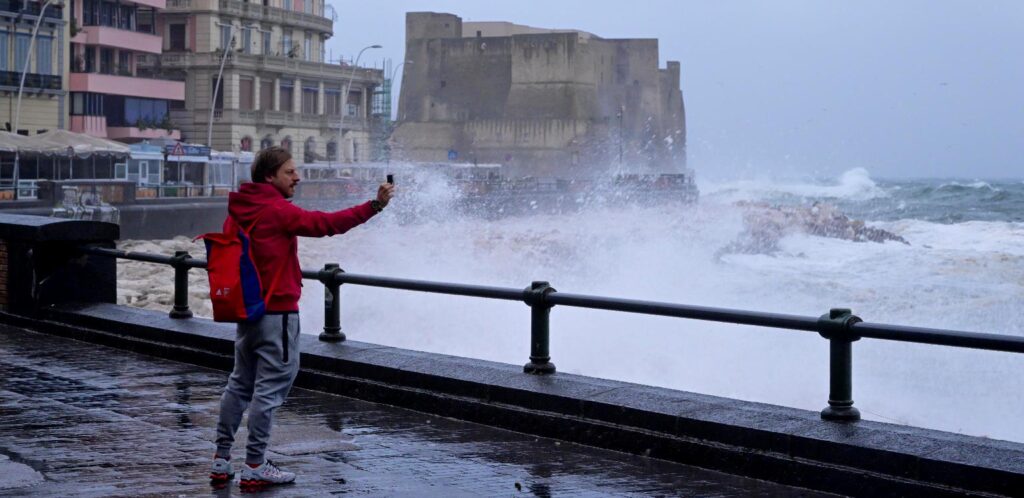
top-left (196, 209), bottom-right (283, 322)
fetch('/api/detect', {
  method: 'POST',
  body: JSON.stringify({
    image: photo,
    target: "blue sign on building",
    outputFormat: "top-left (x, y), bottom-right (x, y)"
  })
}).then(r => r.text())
top-left (448, 149), bottom-right (458, 161)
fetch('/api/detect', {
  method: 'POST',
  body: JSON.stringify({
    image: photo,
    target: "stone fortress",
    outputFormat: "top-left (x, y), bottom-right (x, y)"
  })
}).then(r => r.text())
top-left (391, 12), bottom-right (687, 178)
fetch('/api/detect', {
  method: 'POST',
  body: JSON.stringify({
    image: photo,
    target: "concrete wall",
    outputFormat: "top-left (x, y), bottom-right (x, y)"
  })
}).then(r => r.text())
top-left (394, 12), bottom-right (687, 178)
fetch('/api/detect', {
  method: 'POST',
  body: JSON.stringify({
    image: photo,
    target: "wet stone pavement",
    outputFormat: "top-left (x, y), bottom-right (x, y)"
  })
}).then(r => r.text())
top-left (0, 325), bottom-right (835, 497)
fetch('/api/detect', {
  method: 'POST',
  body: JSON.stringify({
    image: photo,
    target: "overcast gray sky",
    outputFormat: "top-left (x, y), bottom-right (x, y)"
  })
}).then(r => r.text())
top-left (325, 1), bottom-right (1023, 180)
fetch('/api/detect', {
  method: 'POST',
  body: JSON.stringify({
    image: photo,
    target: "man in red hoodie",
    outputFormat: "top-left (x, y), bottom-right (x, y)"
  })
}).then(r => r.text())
top-left (209, 146), bottom-right (393, 489)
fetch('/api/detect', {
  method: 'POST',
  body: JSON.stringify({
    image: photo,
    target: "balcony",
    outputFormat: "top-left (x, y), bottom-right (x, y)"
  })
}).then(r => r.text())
top-left (124, 0), bottom-right (166, 9)
top-left (0, 71), bottom-right (62, 91)
top-left (190, 108), bottom-right (366, 131)
top-left (0, 0), bottom-right (63, 21)
top-left (107, 126), bottom-right (180, 140)
top-left (161, 0), bottom-right (331, 33)
top-left (138, 52), bottom-right (383, 85)
top-left (72, 26), bottom-right (163, 54)
top-left (69, 72), bottom-right (185, 100)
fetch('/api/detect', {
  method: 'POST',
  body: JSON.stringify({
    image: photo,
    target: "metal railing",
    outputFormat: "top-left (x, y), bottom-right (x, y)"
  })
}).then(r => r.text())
top-left (80, 246), bottom-right (1024, 423)
top-left (0, 71), bottom-right (61, 90)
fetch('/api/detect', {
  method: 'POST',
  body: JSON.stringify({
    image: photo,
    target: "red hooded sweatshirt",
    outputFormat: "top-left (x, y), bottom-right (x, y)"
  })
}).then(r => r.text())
top-left (226, 182), bottom-right (377, 312)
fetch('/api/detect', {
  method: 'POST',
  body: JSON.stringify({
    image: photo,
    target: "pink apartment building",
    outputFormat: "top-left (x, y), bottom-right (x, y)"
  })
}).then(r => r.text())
top-left (68, 0), bottom-right (184, 140)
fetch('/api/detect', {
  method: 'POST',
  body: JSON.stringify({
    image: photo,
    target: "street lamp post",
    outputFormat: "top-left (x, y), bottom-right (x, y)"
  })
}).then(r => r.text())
top-left (336, 44), bottom-right (380, 165)
top-left (385, 60), bottom-right (412, 165)
top-left (207, 22), bottom-right (236, 152)
top-left (389, 60), bottom-right (412, 90)
top-left (12, 0), bottom-right (60, 200)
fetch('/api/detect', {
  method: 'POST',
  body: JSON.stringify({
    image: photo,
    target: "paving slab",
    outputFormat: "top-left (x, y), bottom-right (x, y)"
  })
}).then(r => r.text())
top-left (0, 324), bottom-right (833, 497)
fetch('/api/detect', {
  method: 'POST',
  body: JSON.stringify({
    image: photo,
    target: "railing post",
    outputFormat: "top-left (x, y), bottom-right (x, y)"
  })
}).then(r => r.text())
top-left (523, 281), bottom-right (556, 375)
top-left (318, 263), bottom-right (345, 342)
top-left (818, 308), bottom-right (862, 422)
top-left (169, 250), bottom-right (193, 319)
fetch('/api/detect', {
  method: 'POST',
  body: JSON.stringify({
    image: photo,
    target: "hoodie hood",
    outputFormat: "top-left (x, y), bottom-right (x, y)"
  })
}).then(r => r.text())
top-left (228, 182), bottom-right (285, 226)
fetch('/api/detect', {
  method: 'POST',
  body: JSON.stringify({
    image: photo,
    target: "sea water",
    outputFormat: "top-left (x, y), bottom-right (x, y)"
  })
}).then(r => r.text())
top-left (287, 168), bottom-right (1023, 442)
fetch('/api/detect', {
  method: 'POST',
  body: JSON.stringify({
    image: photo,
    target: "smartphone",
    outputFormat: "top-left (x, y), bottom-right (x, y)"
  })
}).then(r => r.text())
top-left (386, 174), bottom-right (394, 185)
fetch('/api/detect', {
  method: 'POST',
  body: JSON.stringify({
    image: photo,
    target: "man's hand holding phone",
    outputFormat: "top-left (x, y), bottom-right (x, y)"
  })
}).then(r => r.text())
top-left (375, 174), bottom-right (395, 209)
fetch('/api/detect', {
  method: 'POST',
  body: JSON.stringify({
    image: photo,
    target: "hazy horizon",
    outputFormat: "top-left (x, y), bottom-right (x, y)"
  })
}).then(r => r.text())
top-left (325, 1), bottom-right (1023, 180)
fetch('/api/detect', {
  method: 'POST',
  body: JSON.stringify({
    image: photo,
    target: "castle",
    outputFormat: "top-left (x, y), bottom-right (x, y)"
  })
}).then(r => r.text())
top-left (392, 12), bottom-right (687, 178)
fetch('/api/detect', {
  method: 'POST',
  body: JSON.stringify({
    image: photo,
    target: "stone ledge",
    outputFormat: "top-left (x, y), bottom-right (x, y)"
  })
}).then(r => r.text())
top-left (4, 302), bottom-right (1022, 497)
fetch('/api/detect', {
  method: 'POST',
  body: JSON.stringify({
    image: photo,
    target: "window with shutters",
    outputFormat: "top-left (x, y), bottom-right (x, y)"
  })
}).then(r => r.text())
top-left (260, 79), bottom-right (273, 110)
top-left (279, 80), bottom-right (293, 112)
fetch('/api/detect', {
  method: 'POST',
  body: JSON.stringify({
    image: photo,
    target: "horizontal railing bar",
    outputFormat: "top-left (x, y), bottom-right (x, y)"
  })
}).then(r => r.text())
top-left (547, 292), bottom-right (821, 332)
top-left (852, 322), bottom-right (1024, 354)
top-left (334, 273), bottom-right (524, 301)
top-left (84, 246), bottom-right (175, 265)
top-left (83, 246), bottom-right (208, 268)
top-left (82, 246), bottom-right (1024, 354)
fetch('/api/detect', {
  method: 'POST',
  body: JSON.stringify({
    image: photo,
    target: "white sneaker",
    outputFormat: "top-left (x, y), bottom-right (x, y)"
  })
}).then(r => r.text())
top-left (240, 459), bottom-right (296, 488)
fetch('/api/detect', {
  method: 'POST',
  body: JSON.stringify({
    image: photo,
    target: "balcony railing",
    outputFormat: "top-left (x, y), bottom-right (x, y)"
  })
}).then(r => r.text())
top-left (80, 20), bottom-right (156, 35)
top-left (0, 71), bottom-right (62, 90)
top-left (216, 0), bottom-right (330, 29)
top-left (71, 64), bottom-right (163, 80)
top-left (0, 0), bottom-right (63, 20)
top-left (198, 108), bottom-right (362, 130)
top-left (141, 52), bottom-right (383, 84)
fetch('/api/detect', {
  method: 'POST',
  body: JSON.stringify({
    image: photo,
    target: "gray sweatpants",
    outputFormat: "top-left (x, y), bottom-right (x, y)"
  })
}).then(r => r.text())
top-left (214, 312), bottom-right (300, 465)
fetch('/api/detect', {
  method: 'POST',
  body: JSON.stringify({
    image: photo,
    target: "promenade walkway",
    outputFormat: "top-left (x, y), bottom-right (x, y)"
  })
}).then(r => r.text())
top-left (0, 325), bottom-right (832, 497)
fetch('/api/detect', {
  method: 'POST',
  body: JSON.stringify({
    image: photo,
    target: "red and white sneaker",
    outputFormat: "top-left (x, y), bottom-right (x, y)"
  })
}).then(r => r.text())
top-left (240, 459), bottom-right (295, 489)
top-left (209, 456), bottom-right (234, 483)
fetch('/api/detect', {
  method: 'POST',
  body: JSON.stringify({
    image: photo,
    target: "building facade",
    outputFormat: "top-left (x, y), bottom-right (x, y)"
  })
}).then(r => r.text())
top-left (68, 0), bottom-right (185, 141)
top-left (137, 0), bottom-right (383, 161)
top-left (393, 12), bottom-right (687, 178)
top-left (0, 0), bottom-right (68, 135)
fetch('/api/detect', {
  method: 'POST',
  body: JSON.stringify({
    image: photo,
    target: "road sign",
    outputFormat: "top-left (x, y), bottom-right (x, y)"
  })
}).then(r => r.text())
top-left (448, 149), bottom-right (457, 161)
top-left (171, 142), bottom-right (185, 156)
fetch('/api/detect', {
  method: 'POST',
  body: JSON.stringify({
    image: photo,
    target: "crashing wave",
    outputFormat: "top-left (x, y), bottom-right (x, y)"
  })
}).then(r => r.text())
top-left (702, 167), bottom-right (888, 203)
top-left (937, 181), bottom-right (997, 191)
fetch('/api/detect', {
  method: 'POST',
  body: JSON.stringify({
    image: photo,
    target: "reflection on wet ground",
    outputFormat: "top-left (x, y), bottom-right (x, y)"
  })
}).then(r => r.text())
top-left (0, 325), bottom-right (834, 497)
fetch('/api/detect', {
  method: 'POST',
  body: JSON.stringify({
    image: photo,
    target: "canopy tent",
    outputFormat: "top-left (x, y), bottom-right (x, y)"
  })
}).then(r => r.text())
top-left (0, 131), bottom-right (31, 153)
top-left (19, 129), bottom-right (130, 157)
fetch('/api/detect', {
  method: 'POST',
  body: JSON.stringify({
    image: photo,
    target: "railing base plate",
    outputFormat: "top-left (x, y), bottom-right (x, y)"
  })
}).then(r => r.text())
top-left (523, 361), bottom-right (556, 375)
top-left (821, 405), bottom-right (861, 422)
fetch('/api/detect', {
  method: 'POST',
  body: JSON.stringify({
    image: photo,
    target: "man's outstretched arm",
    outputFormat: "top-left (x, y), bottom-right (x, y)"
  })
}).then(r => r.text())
top-left (279, 183), bottom-right (394, 237)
